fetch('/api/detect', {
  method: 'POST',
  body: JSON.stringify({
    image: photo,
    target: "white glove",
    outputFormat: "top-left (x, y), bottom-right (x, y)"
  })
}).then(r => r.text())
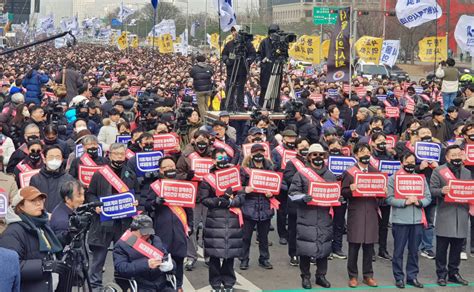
top-left (159, 254), bottom-right (174, 272)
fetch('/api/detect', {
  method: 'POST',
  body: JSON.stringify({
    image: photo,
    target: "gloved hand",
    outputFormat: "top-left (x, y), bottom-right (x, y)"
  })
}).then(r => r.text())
top-left (303, 195), bottom-right (313, 203)
top-left (218, 196), bottom-right (230, 208)
top-left (144, 171), bottom-right (159, 180)
top-left (186, 170), bottom-right (195, 181)
top-left (224, 187), bottom-right (233, 198)
top-left (155, 197), bottom-right (166, 206)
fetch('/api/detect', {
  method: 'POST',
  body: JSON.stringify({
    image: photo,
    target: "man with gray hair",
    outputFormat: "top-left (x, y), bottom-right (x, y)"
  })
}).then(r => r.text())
top-left (68, 134), bottom-right (108, 180)
top-left (6, 123), bottom-right (41, 173)
top-left (0, 92), bottom-right (24, 124)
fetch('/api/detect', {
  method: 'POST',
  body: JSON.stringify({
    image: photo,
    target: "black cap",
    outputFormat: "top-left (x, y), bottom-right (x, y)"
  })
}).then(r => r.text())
top-left (251, 143), bottom-right (265, 153)
top-left (131, 214), bottom-right (155, 235)
top-left (249, 127), bottom-right (264, 135)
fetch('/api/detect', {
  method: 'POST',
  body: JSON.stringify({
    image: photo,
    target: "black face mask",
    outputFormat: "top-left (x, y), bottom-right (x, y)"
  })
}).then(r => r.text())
top-left (29, 151), bottom-right (41, 163)
top-left (111, 160), bottom-right (125, 169)
top-left (143, 143), bottom-right (154, 152)
top-left (44, 137), bottom-right (57, 145)
top-left (164, 169), bottom-right (177, 179)
top-left (86, 147), bottom-right (99, 158)
top-left (261, 128), bottom-right (268, 134)
top-left (286, 142), bottom-right (296, 150)
top-left (253, 137), bottom-right (263, 143)
top-left (216, 160), bottom-right (228, 169)
top-left (376, 142), bottom-right (387, 151)
top-left (403, 164), bottom-right (416, 173)
top-left (120, 132), bottom-right (130, 135)
top-left (252, 153), bottom-right (265, 163)
top-left (77, 112), bottom-right (88, 119)
top-left (359, 155), bottom-right (371, 165)
top-left (372, 127), bottom-right (383, 134)
top-left (299, 148), bottom-right (309, 157)
top-left (27, 135), bottom-right (39, 142)
top-left (469, 134), bottom-right (474, 141)
top-left (196, 142), bottom-right (208, 153)
top-left (312, 157), bottom-right (324, 167)
top-left (450, 159), bottom-right (463, 168)
top-left (329, 149), bottom-right (342, 156)
top-left (421, 136), bottom-right (432, 142)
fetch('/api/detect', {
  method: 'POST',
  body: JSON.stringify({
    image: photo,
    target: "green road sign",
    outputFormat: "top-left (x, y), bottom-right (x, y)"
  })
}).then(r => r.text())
top-left (313, 7), bottom-right (339, 25)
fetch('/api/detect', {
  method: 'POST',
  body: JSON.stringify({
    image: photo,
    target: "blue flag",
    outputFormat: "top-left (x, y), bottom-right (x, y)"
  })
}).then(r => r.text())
top-left (151, 0), bottom-right (159, 9)
top-left (111, 18), bottom-right (122, 27)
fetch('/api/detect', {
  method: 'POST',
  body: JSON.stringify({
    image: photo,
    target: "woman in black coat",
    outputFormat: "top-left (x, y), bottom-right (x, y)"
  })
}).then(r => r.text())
top-left (239, 144), bottom-right (275, 270)
top-left (289, 143), bottom-right (335, 289)
top-left (0, 186), bottom-right (63, 292)
top-left (200, 148), bottom-right (244, 292)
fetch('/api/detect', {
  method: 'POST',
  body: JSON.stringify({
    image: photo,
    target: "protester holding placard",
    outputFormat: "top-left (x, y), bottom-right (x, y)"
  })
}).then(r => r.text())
top-left (6, 123), bottom-right (41, 174)
top-left (13, 140), bottom-right (43, 188)
top-left (460, 122), bottom-right (474, 258)
top-left (86, 143), bottom-right (138, 291)
top-left (289, 143), bottom-right (335, 289)
top-left (239, 144), bottom-right (275, 271)
top-left (146, 156), bottom-right (192, 291)
top-left (341, 142), bottom-right (380, 288)
top-left (200, 148), bottom-right (245, 292)
top-left (386, 152), bottom-right (431, 289)
top-left (282, 137), bottom-right (311, 266)
top-left (68, 135), bottom-right (108, 180)
top-left (212, 120), bottom-right (241, 165)
top-left (113, 214), bottom-right (175, 292)
top-left (429, 145), bottom-right (471, 287)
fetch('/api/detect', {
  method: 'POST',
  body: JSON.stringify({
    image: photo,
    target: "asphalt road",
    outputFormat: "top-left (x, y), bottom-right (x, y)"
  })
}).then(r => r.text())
top-left (102, 216), bottom-right (474, 292)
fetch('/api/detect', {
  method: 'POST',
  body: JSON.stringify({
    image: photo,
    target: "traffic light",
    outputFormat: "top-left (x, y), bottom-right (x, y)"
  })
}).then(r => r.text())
top-left (358, 11), bottom-right (369, 16)
top-left (385, 12), bottom-right (396, 17)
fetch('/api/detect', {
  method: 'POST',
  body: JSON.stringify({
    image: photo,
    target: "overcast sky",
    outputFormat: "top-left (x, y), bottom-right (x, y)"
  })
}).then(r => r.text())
top-left (179, 0), bottom-right (258, 14)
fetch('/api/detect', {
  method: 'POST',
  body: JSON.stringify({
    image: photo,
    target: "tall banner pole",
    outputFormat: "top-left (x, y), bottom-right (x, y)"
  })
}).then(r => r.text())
top-left (152, 7), bottom-right (157, 52)
top-left (217, 0), bottom-right (223, 75)
top-left (349, 5), bottom-right (353, 99)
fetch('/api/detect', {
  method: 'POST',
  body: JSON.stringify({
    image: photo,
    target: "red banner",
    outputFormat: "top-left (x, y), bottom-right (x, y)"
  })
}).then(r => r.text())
top-left (309, 93), bottom-right (323, 103)
top-left (129, 86), bottom-right (141, 96)
top-left (355, 87), bottom-right (367, 98)
top-left (215, 166), bottom-right (242, 196)
top-left (464, 144), bottom-right (474, 166)
top-left (341, 146), bottom-right (352, 156)
top-left (19, 169), bottom-right (41, 188)
top-left (394, 174), bottom-right (425, 199)
top-left (282, 150), bottom-right (297, 169)
top-left (189, 156), bottom-right (214, 181)
top-left (446, 180), bottom-right (474, 203)
top-left (308, 181), bottom-right (341, 207)
top-left (386, 135), bottom-right (398, 149)
top-left (153, 133), bottom-right (179, 151)
top-left (353, 173), bottom-right (387, 197)
top-left (385, 106), bottom-right (400, 118)
top-left (151, 179), bottom-right (197, 208)
top-left (248, 169), bottom-right (282, 195)
top-left (120, 230), bottom-right (164, 259)
top-left (79, 165), bottom-right (103, 187)
top-left (242, 142), bottom-right (271, 160)
top-left (394, 89), bottom-right (404, 98)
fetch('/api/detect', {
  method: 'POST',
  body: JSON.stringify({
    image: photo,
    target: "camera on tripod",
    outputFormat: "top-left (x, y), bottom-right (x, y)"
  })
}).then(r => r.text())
top-left (175, 95), bottom-right (195, 134)
top-left (284, 100), bottom-right (305, 119)
top-left (270, 30), bottom-right (297, 60)
top-left (234, 28), bottom-right (254, 54)
top-left (69, 202), bottom-right (102, 234)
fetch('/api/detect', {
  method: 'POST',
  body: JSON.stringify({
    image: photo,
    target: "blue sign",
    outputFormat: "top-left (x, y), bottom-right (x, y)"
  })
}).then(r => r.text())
top-left (305, 66), bottom-right (315, 76)
top-left (0, 192), bottom-right (7, 217)
top-left (414, 86), bottom-right (423, 94)
top-left (378, 160), bottom-right (401, 176)
top-left (100, 192), bottom-right (137, 221)
top-left (116, 135), bottom-right (132, 144)
top-left (415, 142), bottom-right (441, 162)
top-left (137, 91), bottom-right (144, 98)
top-left (328, 156), bottom-right (357, 175)
top-left (376, 94), bottom-right (387, 102)
top-left (295, 91), bottom-right (302, 99)
top-left (136, 151), bottom-right (163, 173)
top-left (327, 88), bottom-right (339, 98)
top-left (75, 144), bottom-right (103, 158)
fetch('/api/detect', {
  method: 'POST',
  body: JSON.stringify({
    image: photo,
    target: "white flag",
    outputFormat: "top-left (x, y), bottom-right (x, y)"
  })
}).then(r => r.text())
top-left (213, 0), bottom-right (237, 32)
top-left (379, 40), bottom-right (400, 67)
top-left (60, 16), bottom-right (79, 36)
top-left (180, 28), bottom-right (189, 56)
top-left (148, 19), bottom-right (176, 40)
top-left (37, 15), bottom-right (55, 35)
top-left (454, 15), bottom-right (474, 54)
top-left (207, 33), bottom-right (212, 46)
top-left (191, 21), bottom-right (199, 38)
top-left (118, 5), bottom-right (135, 22)
top-left (396, 0), bottom-right (442, 29)
top-left (55, 37), bottom-right (68, 49)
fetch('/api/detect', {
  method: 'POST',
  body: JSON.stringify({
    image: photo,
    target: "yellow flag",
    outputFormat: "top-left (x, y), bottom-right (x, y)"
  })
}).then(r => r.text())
top-left (252, 35), bottom-right (266, 51)
top-left (355, 36), bottom-right (383, 63)
top-left (209, 33), bottom-right (219, 49)
top-left (110, 32), bottom-right (117, 45)
top-left (418, 36), bottom-right (447, 63)
top-left (131, 36), bottom-right (139, 48)
top-left (158, 34), bottom-right (174, 54)
top-left (117, 32), bottom-right (129, 50)
top-left (289, 35), bottom-right (321, 64)
top-left (224, 34), bottom-right (233, 45)
top-left (321, 40), bottom-right (330, 60)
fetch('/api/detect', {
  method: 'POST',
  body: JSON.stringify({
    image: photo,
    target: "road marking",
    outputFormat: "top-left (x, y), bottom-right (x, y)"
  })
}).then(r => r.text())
top-left (263, 282), bottom-right (474, 291)
top-left (182, 274), bottom-right (195, 291)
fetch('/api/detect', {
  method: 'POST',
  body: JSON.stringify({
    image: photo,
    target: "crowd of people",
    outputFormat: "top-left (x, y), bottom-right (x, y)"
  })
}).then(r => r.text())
top-left (0, 33), bottom-right (473, 292)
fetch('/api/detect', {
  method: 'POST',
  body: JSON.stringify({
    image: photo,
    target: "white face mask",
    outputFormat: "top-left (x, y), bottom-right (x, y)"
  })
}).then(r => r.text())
top-left (46, 159), bottom-right (62, 171)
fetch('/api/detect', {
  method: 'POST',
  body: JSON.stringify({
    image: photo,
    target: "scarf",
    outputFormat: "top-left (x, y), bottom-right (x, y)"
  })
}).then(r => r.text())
top-left (20, 212), bottom-right (63, 253)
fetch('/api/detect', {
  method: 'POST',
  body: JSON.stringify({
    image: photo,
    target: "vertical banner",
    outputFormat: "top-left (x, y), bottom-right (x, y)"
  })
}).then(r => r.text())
top-left (158, 34), bottom-right (174, 53)
top-left (379, 40), bottom-right (400, 67)
top-left (327, 7), bottom-right (351, 83)
top-left (321, 39), bottom-right (330, 60)
top-left (354, 36), bottom-right (383, 63)
top-left (418, 36), bottom-right (447, 63)
top-left (289, 35), bottom-right (321, 64)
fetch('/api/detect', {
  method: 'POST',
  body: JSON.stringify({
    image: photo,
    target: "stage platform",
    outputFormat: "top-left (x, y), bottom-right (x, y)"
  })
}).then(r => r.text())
top-left (207, 111), bottom-right (287, 121)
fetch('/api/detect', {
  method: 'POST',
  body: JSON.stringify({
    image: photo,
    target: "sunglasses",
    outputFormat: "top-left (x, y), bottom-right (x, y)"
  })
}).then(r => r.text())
top-left (216, 155), bottom-right (228, 161)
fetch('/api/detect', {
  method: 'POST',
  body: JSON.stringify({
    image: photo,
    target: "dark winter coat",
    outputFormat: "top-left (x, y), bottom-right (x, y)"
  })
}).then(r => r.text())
top-left (190, 62), bottom-right (214, 92)
top-left (200, 168), bottom-right (245, 259)
top-left (257, 37), bottom-right (273, 89)
top-left (6, 147), bottom-right (28, 174)
top-left (289, 165), bottom-right (335, 259)
top-left (85, 165), bottom-right (137, 247)
top-left (240, 159), bottom-right (275, 221)
top-left (55, 68), bottom-right (83, 102)
top-left (296, 116), bottom-right (319, 144)
top-left (29, 166), bottom-right (75, 212)
top-left (341, 164), bottom-right (379, 244)
top-left (113, 235), bottom-right (172, 291)
top-left (222, 39), bottom-right (256, 77)
top-left (22, 70), bottom-right (49, 105)
top-left (49, 202), bottom-right (73, 246)
top-left (283, 156), bottom-right (306, 215)
top-left (68, 155), bottom-right (109, 179)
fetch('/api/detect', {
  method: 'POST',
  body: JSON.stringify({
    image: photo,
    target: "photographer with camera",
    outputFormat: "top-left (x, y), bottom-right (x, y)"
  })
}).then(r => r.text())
top-left (0, 186), bottom-right (63, 292)
top-left (435, 58), bottom-right (460, 112)
top-left (257, 24), bottom-right (280, 108)
top-left (190, 55), bottom-right (214, 122)
top-left (50, 180), bottom-right (85, 246)
top-left (285, 101), bottom-right (319, 144)
top-left (222, 25), bottom-right (256, 111)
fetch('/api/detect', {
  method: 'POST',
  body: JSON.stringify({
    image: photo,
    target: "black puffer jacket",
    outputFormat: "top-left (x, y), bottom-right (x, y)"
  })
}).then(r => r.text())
top-left (289, 165), bottom-right (335, 259)
top-left (240, 159), bottom-right (275, 221)
top-left (296, 116), bottom-right (319, 144)
top-left (200, 167), bottom-right (245, 259)
top-left (190, 62), bottom-right (214, 92)
top-left (29, 166), bottom-right (75, 212)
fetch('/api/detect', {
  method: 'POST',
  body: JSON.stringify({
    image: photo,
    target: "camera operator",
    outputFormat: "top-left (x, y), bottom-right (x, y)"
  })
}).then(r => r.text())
top-left (285, 101), bottom-right (319, 144)
top-left (0, 186), bottom-right (63, 292)
top-left (257, 24), bottom-right (280, 108)
top-left (190, 55), bottom-right (214, 122)
top-left (222, 25), bottom-right (256, 111)
top-left (50, 180), bottom-right (85, 246)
